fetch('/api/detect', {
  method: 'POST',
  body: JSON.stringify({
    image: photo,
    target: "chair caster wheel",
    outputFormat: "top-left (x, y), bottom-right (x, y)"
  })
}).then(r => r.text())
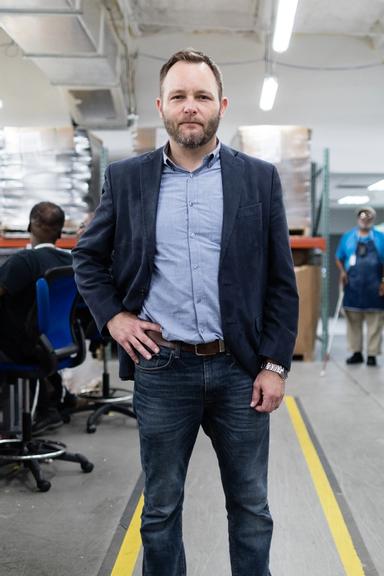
top-left (81, 461), bottom-right (94, 473)
top-left (87, 425), bottom-right (96, 434)
top-left (62, 414), bottom-right (71, 424)
top-left (37, 480), bottom-right (51, 492)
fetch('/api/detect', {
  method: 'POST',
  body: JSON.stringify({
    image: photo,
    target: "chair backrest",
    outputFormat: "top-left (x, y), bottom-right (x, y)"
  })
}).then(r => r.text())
top-left (0, 266), bottom-right (86, 378)
top-left (35, 266), bottom-right (86, 371)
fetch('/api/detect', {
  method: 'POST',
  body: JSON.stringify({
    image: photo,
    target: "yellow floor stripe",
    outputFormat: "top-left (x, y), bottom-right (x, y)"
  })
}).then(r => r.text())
top-left (111, 494), bottom-right (144, 576)
top-left (111, 398), bottom-right (365, 576)
top-left (285, 396), bottom-right (365, 576)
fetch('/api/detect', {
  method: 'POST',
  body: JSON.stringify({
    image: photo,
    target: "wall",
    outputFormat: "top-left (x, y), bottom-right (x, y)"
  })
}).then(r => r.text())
top-left (134, 32), bottom-right (384, 173)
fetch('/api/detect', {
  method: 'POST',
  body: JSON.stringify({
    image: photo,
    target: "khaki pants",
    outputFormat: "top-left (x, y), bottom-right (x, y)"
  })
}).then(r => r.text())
top-left (344, 309), bottom-right (384, 356)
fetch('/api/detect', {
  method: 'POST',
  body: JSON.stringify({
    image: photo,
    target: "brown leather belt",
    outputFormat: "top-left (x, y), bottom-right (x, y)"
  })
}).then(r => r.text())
top-left (147, 330), bottom-right (226, 357)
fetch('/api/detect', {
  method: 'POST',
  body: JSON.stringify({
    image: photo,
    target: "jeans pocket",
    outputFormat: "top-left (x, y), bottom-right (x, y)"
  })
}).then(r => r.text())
top-left (135, 347), bottom-right (175, 372)
top-left (226, 352), bottom-right (242, 371)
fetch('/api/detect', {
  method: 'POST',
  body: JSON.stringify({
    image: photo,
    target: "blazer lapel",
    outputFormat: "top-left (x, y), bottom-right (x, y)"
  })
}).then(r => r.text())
top-left (219, 145), bottom-right (245, 264)
top-left (140, 148), bottom-right (164, 267)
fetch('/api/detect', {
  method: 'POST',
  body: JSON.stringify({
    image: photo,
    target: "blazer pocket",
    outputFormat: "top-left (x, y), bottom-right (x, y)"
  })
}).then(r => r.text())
top-left (236, 202), bottom-right (262, 219)
top-left (235, 202), bottom-right (262, 252)
top-left (255, 314), bottom-right (263, 333)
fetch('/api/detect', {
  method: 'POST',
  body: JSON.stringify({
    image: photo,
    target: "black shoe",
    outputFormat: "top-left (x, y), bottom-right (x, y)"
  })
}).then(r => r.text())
top-left (367, 356), bottom-right (377, 366)
top-left (32, 408), bottom-right (64, 436)
top-left (59, 393), bottom-right (91, 418)
top-left (346, 352), bottom-right (364, 364)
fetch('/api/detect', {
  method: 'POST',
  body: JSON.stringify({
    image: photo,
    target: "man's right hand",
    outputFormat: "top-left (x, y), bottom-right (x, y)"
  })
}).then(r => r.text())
top-left (106, 311), bottom-right (162, 364)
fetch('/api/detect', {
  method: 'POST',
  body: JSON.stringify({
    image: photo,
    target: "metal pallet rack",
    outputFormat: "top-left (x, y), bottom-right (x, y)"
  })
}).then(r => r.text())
top-left (310, 148), bottom-right (330, 360)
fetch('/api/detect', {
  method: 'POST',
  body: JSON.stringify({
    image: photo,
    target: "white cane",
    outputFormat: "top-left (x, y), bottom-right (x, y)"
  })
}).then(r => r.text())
top-left (320, 287), bottom-right (344, 376)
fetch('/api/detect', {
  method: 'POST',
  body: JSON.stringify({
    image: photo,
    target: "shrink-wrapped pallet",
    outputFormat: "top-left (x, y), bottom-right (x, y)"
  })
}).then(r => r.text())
top-left (0, 126), bottom-right (100, 234)
top-left (234, 125), bottom-right (312, 232)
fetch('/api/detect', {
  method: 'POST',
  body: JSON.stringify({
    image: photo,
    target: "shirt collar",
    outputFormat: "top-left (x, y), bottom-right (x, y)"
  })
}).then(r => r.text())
top-left (355, 228), bottom-right (374, 241)
top-left (163, 140), bottom-right (221, 171)
top-left (34, 243), bottom-right (57, 249)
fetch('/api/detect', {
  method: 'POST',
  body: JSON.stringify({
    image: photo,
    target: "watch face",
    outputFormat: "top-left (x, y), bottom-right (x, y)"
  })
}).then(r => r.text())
top-left (261, 361), bottom-right (288, 380)
top-left (268, 362), bottom-right (281, 372)
top-left (266, 362), bottom-right (287, 380)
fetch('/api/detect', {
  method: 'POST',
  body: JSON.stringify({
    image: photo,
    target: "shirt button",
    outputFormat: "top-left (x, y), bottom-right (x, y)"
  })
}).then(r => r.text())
top-left (191, 232), bottom-right (195, 237)
top-left (193, 264), bottom-right (199, 270)
top-left (190, 174), bottom-right (193, 178)
top-left (189, 201), bottom-right (194, 206)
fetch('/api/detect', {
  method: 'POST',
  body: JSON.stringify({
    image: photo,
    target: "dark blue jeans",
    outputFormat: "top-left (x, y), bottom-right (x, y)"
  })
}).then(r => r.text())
top-left (134, 345), bottom-right (272, 576)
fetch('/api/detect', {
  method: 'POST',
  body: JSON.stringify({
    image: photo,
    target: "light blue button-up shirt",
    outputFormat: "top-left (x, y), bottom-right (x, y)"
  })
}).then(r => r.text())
top-left (139, 142), bottom-right (224, 344)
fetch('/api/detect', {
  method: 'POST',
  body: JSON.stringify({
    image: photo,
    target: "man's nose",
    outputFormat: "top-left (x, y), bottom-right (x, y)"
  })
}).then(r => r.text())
top-left (183, 99), bottom-right (198, 114)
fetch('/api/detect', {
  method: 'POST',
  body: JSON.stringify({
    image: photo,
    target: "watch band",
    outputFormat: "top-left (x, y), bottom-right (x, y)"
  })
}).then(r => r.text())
top-left (260, 360), bottom-right (288, 381)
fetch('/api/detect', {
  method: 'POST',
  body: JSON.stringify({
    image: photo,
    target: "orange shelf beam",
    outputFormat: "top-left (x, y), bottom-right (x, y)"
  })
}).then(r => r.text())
top-left (1, 235), bottom-right (326, 252)
top-left (290, 236), bottom-right (326, 251)
top-left (0, 236), bottom-right (77, 249)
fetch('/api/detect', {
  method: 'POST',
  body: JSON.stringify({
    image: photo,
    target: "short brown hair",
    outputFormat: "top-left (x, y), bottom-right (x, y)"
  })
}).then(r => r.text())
top-left (160, 49), bottom-right (223, 100)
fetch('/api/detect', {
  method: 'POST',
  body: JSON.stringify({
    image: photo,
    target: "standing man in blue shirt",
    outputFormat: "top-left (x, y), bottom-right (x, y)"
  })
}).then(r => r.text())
top-left (73, 49), bottom-right (298, 576)
top-left (336, 206), bottom-right (384, 366)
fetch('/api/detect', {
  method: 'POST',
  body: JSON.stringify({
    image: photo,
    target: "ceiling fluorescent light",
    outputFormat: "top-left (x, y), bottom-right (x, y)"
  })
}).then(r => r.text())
top-left (259, 76), bottom-right (278, 111)
top-left (368, 179), bottom-right (384, 191)
top-left (0, 99), bottom-right (3, 109)
top-left (273, 0), bottom-right (299, 53)
top-left (338, 195), bottom-right (370, 206)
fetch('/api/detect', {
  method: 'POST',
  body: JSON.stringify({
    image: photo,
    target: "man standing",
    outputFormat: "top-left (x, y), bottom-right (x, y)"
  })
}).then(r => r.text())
top-left (336, 206), bottom-right (384, 366)
top-left (0, 201), bottom-right (73, 433)
top-left (73, 49), bottom-right (298, 576)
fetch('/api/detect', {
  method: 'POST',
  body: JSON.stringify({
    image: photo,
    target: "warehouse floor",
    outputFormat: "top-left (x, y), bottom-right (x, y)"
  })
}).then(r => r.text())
top-left (1, 328), bottom-right (383, 576)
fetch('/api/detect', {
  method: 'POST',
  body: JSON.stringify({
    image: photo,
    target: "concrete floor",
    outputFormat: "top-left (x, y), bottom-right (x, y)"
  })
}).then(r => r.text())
top-left (1, 330), bottom-right (383, 576)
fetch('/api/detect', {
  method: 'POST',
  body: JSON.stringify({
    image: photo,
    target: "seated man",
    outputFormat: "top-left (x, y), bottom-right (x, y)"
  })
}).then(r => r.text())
top-left (0, 201), bottom-right (77, 434)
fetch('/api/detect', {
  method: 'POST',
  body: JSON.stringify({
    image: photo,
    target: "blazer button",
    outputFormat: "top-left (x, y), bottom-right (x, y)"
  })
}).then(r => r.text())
top-left (140, 288), bottom-right (147, 295)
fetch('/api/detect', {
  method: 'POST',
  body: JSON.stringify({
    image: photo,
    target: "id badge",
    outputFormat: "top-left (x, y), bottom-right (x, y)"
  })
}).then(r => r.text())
top-left (349, 254), bottom-right (356, 267)
top-left (357, 243), bottom-right (368, 257)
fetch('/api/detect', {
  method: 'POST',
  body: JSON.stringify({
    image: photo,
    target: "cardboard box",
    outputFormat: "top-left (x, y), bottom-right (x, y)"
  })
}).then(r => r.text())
top-left (234, 125), bottom-right (312, 230)
top-left (294, 265), bottom-right (321, 360)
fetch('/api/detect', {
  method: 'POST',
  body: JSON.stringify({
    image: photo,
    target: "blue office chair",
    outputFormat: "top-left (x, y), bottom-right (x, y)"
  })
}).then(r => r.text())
top-left (0, 266), bottom-right (94, 492)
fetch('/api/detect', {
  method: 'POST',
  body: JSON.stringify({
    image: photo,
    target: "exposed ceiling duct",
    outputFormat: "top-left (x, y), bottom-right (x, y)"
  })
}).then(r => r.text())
top-left (66, 86), bottom-right (128, 127)
top-left (0, 0), bottom-right (130, 128)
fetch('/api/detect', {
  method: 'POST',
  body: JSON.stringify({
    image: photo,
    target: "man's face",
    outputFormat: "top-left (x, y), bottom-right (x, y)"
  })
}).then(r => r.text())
top-left (156, 61), bottom-right (228, 149)
top-left (358, 211), bottom-right (375, 230)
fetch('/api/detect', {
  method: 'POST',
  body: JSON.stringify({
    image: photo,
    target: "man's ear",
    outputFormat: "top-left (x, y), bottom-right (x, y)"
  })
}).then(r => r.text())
top-left (219, 97), bottom-right (229, 118)
top-left (156, 97), bottom-right (163, 118)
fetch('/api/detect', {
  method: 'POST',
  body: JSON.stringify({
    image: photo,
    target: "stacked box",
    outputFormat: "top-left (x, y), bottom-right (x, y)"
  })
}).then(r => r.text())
top-left (133, 126), bottom-right (167, 155)
top-left (293, 265), bottom-right (321, 360)
top-left (235, 125), bottom-right (312, 231)
top-left (0, 126), bottom-right (98, 234)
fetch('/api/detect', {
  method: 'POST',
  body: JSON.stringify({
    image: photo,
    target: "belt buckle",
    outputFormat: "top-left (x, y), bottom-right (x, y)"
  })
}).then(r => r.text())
top-left (194, 340), bottom-right (225, 356)
top-left (194, 343), bottom-right (210, 357)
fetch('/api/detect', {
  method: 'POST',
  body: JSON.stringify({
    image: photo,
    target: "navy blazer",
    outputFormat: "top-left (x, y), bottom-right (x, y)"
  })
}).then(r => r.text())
top-left (73, 144), bottom-right (298, 380)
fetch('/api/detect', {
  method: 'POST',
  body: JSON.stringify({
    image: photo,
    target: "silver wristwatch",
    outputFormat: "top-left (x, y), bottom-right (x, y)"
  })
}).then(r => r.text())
top-left (260, 360), bottom-right (289, 381)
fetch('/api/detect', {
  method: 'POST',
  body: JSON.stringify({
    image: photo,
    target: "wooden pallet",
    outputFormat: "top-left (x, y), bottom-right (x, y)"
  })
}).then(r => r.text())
top-left (292, 352), bottom-right (314, 362)
top-left (289, 226), bottom-right (311, 236)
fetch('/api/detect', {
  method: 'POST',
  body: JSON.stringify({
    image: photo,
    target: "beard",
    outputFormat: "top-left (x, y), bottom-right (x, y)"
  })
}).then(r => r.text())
top-left (163, 113), bottom-right (220, 149)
